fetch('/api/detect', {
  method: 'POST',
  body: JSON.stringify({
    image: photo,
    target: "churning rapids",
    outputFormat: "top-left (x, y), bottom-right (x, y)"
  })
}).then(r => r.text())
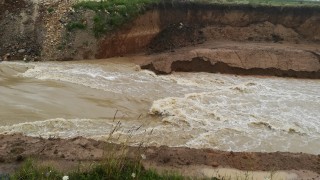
top-left (0, 59), bottom-right (319, 154)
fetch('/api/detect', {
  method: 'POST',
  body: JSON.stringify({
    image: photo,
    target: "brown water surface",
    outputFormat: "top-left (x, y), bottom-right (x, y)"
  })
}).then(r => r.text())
top-left (0, 59), bottom-right (319, 154)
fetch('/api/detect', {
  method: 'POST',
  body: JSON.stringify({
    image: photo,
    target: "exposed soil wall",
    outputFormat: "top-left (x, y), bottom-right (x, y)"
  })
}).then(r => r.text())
top-left (0, 1), bottom-right (319, 77)
top-left (158, 4), bottom-right (319, 50)
top-left (99, 4), bottom-right (320, 57)
top-left (0, 0), bottom-right (40, 60)
top-left (96, 10), bottom-right (161, 58)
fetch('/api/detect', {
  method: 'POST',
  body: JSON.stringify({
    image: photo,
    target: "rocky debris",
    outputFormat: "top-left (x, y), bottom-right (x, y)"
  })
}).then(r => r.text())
top-left (41, 1), bottom-right (75, 60)
top-left (3, 53), bottom-right (10, 61)
top-left (0, 0), bottom-right (40, 60)
top-left (0, 0), bottom-right (85, 61)
top-left (18, 49), bottom-right (25, 53)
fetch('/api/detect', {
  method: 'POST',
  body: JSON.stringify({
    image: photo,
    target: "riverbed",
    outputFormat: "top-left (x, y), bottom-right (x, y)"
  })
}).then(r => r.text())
top-left (0, 58), bottom-right (319, 154)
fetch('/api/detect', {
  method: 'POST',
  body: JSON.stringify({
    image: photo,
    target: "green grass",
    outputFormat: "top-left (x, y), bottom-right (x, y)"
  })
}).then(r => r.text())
top-left (11, 159), bottom-right (63, 180)
top-left (10, 158), bottom-right (187, 180)
top-left (66, 21), bottom-right (87, 31)
top-left (47, 7), bottom-right (55, 13)
top-left (73, 0), bottom-right (160, 37)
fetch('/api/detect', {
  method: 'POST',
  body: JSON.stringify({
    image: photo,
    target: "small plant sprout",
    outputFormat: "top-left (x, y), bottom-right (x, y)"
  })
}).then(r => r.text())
top-left (45, 170), bottom-right (52, 177)
top-left (141, 154), bottom-right (146, 160)
top-left (131, 172), bottom-right (136, 178)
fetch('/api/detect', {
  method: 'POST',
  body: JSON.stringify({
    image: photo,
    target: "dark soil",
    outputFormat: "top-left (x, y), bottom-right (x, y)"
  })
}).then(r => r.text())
top-left (0, 0), bottom-right (27, 18)
top-left (148, 23), bottom-right (206, 54)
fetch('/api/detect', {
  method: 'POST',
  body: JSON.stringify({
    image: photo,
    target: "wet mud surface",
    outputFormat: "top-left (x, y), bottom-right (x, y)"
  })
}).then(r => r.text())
top-left (0, 134), bottom-right (319, 178)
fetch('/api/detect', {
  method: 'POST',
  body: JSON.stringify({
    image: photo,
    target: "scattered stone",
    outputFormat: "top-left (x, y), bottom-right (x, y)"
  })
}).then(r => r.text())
top-left (73, 138), bottom-right (89, 148)
top-left (146, 148), bottom-right (155, 154)
top-left (3, 53), bottom-right (10, 61)
top-left (211, 161), bottom-right (219, 167)
top-left (18, 49), bottom-right (25, 53)
top-left (23, 55), bottom-right (28, 62)
top-left (10, 147), bottom-right (24, 154)
top-left (161, 156), bottom-right (170, 163)
top-left (134, 65), bottom-right (141, 71)
top-left (242, 155), bottom-right (249, 159)
top-left (16, 155), bottom-right (24, 162)
top-left (0, 156), bottom-right (5, 163)
top-left (229, 151), bottom-right (235, 156)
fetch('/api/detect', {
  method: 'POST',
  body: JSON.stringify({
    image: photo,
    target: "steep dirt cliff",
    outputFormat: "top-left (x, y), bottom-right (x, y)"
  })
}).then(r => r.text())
top-left (0, 0), bottom-right (319, 77)
top-left (133, 4), bottom-right (320, 78)
top-left (98, 4), bottom-right (320, 58)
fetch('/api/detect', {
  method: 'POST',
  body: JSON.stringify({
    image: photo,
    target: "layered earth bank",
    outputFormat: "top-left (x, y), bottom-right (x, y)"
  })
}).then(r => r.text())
top-left (0, 0), bottom-right (319, 78)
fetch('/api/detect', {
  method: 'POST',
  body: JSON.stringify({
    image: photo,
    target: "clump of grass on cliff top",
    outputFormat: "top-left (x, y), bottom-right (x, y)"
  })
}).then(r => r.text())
top-left (73, 0), bottom-right (160, 37)
top-left (10, 158), bottom-right (186, 180)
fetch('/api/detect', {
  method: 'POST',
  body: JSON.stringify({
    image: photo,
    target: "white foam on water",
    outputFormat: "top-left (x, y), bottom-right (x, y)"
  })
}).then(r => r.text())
top-left (0, 118), bottom-right (146, 140)
top-left (2, 62), bottom-right (320, 154)
top-left (19, 62), bottom-right (121, 91)
top-left (150, 73), bottom-right (320, 154)
top-left (15, 62), bottom-right (191, 99)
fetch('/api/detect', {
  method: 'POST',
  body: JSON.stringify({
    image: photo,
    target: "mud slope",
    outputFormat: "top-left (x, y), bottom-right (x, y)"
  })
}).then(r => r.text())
top-left (0, 134), bottom-right (319, 178)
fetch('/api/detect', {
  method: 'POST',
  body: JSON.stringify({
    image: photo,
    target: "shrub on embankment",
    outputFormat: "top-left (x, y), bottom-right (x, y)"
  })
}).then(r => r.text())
top-left (70, 0), bottom-right (161, 37)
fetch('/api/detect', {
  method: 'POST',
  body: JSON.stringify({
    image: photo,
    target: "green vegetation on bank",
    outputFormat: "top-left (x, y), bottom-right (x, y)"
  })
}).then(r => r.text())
top-left (66, 21), bottom-right (87, 31)
top-left (72, 0), bottom-right (160, 37)
top-left (10, 158), bottom-right (186, 180)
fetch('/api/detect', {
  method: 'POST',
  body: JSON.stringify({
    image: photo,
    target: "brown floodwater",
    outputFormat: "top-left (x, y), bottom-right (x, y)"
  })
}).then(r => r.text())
top-left (0, 58), bottom-right (319, 154)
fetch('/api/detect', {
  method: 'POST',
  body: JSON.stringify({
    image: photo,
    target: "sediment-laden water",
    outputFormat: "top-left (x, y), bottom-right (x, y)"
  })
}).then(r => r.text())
top-left (0, 59), bottom-right (319, 154)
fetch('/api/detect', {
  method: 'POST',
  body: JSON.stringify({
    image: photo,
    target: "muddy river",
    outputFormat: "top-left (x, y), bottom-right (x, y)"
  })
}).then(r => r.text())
top-left (0, 58), bottom-right (319, 154)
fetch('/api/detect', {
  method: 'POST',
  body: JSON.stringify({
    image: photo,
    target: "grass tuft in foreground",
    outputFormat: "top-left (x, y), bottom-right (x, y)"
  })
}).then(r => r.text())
top-left (10, 158), bottom-right (186, 180)
top-left (11, 159), bottom-right (63, 180)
